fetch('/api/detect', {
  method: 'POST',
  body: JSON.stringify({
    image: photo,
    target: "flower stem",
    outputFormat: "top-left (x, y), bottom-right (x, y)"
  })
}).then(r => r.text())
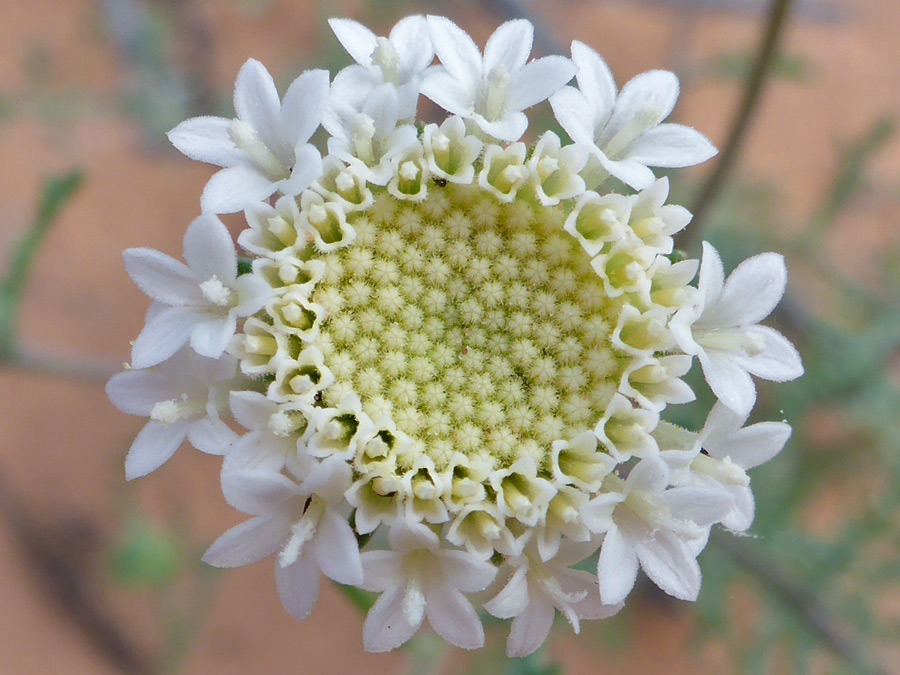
top-left (683, 0), bottom-right (794, 244)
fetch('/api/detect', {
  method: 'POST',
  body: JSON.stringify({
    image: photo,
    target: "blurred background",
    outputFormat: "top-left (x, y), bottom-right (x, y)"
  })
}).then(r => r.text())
top-left (1, 0), bottom-right (899, 672)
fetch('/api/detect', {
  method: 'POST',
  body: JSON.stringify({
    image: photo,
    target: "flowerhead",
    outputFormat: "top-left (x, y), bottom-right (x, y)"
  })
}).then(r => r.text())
top-left (110, 14), bottom-right (802, 657)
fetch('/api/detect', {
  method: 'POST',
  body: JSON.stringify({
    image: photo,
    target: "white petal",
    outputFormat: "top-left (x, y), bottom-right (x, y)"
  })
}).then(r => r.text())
top-left (314, 509), bottom-right (363, 585)
top-left (328, 18), bottom-right (377, 66)
top-left (201, 166), bottom-right (277, 214)
top-left (439, 550), bottom-right (497, 593)
top-left (229, 390), bottom-right (276, 431)
top-left (705, 252), bottom-right (786, 327)
top-left (233, 59), bottom-right (286, 156)
top-left (423, 580), bottom-right (485, 650)
top-left (626, 456), bottom-right (669, 494)
top-left (699, 350), bottom-right (757, 417)
top-left (391, 15), bottom-right (434, 76)
top-left (626, 123), bottom-right (717, 168)
top-left (123, 248), bottom-right (200, 306)
top-left (720, 421), bottom-right (792, 469)
top-left (202, 514), bottom-right (288, 567)
top-left (419, 69), bottom-right (473, 117)
top-left (106, 369), bottom-right (173, 415)
top-left (190, 314), bottom-right (236, 359)
top-left (698, 242), bottom-right (725, 306)
top-left (594, 152), bottom-right (656, 190)
top-left (483, 565), bottom-right (529, 619)
top-left (183, 213), bottom-right (237, 283)
top-left (608, 69), bottom-right (679, 132)
top-left (221, 431), bottom-right (286, 474)
top-left (426, 16), bottom-right (482, 92)
top-left (549, 86), bottom-right (596, 146)
top-left (131, 307), bottom-right (197, 369)
top-left (658, 486), bottom-right (734, 527)
top-left (275, 554), bottom-right (321, 620)
top-left (483, 19), bottom-right (533, 74)
top-left (221, 469), bottom-right (298, 515)
top-left (597, 527), bottom-right (639, 605)
top-left (188, 417), bottom-right (237, 455)
top-left (731, 326), bottom-right (804, 382)
top-left (277, 143), bottom-right (322, 198)
top-left (507, 56), bottom-right (577, 113)
top-left (233, 273), bottom-right (274, 317)
top-left (506, 594), bottom-right (555, 658)
top-left (360, 550), bottom-right (399, 592)
top-left (473, 111), bottom-right (528, 143)
top-left (363, 586), bottom-right (420, 652)
top-left (558, 568), bottom-right (621, 620)
top-left (167, 116), bottom-right (243, 167)
top-left (571, 41), bottom-right (616, 123)
top-left (722, 486), bottom-right (755, 532)
top-left (634, 530), bottom-right (702, 601)
top-left (281, 69), bottom-right (329, 146)
top-left (125, 420), bottom-right (189, 479)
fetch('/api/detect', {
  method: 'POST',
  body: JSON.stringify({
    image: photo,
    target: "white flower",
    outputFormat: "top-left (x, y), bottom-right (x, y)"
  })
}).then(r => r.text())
top-left (485, 540), bottom-right (622, 658)
top-left (360, 522), bottom-right (496, 651)
top-left (168, 60), bottom-right (328, 213)
top-left (550, 41), bottom-right (716, 190)
top-left (328, 15), bottom-right (434, 119)
top-left (123, 213), bottom-right (272, 368)
top-left (421, 17), bottom-right (576, 142)
top-left (583, 457), bottom-right (733, 605)
top-left (324, 83), bottom-right (419, 186)
top-left (692, 402), bottom-right (792, 531)
top-left (203, 458), bottom-right (363, 620)
top-left (670, 242), bottom-right (804, 416)
top-left (106, 348), bottom-right (240, 479)
top-left (223, 390), bottom-right (315, 476)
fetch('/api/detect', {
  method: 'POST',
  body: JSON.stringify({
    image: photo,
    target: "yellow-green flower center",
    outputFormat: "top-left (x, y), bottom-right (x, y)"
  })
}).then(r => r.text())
top-left (311, 184), bottom-right (625, 471)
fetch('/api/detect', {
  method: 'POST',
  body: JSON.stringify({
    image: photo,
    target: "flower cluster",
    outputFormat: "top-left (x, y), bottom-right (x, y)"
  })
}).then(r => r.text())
top-left (108, 16), bottom-right (803, 657)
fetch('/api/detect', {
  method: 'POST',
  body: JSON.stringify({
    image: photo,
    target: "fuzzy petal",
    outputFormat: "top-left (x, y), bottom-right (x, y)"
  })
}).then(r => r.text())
top-left (187, 417), bottom-right (237, 455)
top-left (221, 469), bottom-right (298, 515)
top-left (608, 69), bottom-right (679, 133)
top-left (424, 581), bottom-right (485, 650)
top-left (483, 565), bottom-right (529, 619)
top-left (123, 248), bottom-right (200, 306)
top-left (363, 586), bottom-right (420, 652)
top-left (506, 593), bottom-right (555, 658)
top-left (483, 19), bottom-right (533, 74)
top-left (626, 123), bottom-right (717, 168)
top-left (571, 41), bottom-right (616, 124)
top-left (658, 487), bottom-right (734, 527)
top-left (549, 86), bottom-right (596, 146)
top-left (201, 165), bottom-right (277, 215)
top-left (131, 307), bottom-right (198, 369)
top-left (426, 16), bottom-right (482, 92)
top-left (419, 69), bottom-right (473, 117)
top-left (314, 510), bottom-right (363, 585)
top-left (167, 116), bottom-right (244, 167)
top-left (731, 326), bottom-right (804, 383)
top-left (281, 69), bottom-right (329, 146)
top-left (704, 252), bottom-right (786, 327)
top-left (634, 530), bottom-right (701, 601)
top-left (229, 390), bottom-right (276, 431)
top-left (507, 56), bottom-right (577, 113)
top-left (391, 15), bottom-right (434, 76)
top-left (721, 421), bottom-right (791, 470)
top-left (233, 59), bottom-right (285, 156)
top-left (190, 314), bottom-right (236, 359)
top-left (106, 370), bottom-right (174, 416)
top-left (597, 526), bottom-right (639, 605)
top-left (275, 554), bottom-right (321, 620)
top-left (328, 18), bottom-right (377, 67)
top-left (202, 514), bottom-right (289, 567)
top-left (125, 419), bottom-right (189, 479)
top-left (698, 350), bottom-right (757, 417)
top-left (183, 214), bottom-right (237, 283)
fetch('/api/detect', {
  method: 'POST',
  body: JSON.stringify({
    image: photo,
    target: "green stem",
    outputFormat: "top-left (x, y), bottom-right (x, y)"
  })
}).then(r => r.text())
top-left (683, 0), bottom-right (794, 245)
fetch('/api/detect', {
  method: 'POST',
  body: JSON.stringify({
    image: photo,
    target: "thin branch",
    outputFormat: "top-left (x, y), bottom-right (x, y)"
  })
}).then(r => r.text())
top-left (713, 532), bottom-right (885, 675)
top-left (0, 470), bottom-right (151, 674)
top-left (1, 347), bottom-right (119, 385)
top-left (683, 0), bottom-right (794, 244)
